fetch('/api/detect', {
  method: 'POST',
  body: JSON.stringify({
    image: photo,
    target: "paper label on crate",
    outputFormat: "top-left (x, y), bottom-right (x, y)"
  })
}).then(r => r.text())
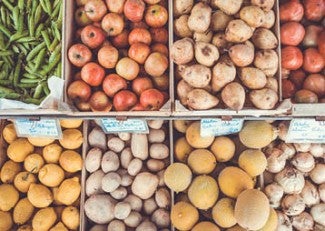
top-left (13, 118), bottom-right (62, 139)
top-left (101, 119), bottom-right (149, 134)
top-left (286, 119), bottom-right (325, 143)
top-left (200, 119), bottom-right (244, 137)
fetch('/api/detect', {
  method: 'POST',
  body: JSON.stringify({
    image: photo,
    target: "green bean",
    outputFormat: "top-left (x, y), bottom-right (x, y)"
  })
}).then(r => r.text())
top-left (3, 56), bottom-right (13, 67)
top-left (23, 73), bottom-right (40, 79)
top-left (34, 4), bottom-right (42, 25)
top-left (54, 60), bottom-right (62, 77)
top-left (0, 85), bottom-right (15, 94)
top-left (0, 92), bottom-right (21, 99)
top-left (0, 24), bottom-right (11, 38)
top-left (41, 30), bottom-right (51, 49)
top-left (35, 23), bottom-right (45, 38)
top-left (33, 84), bottom-right (43, 99)
top-left (12, 45), bottom-right (20, 53)
top-left (49, 38), bottom-right (59, 52)
top-left (1, 0), bottom-right (14, 11)
top-left (40, 54), bottom-right (61, 76)
top-left (0, 7), bottom-right (7, 25)
top-left (49, 43), bottom-right (61, 63)
top-left (41, 82), bottom-right (50, 95)
top-left (9, 31), bottom-right (28, 42)
top-left (12, 6), bottom-right (19, 30)
top-left (52, 22), bottom-right (61, 41)
top-left (22, 97), bottom-right (43, 105)
top-left (51, 0), bottom-right (61, 19)
top-left (16, 43), bottom-right (28, 55)
top-left (44, 0), bottom-right (52, 14)
top-left (17, 11), bottom-right (24, 33)
top-left (13, 55), bottom-right (23, 86)
top-left (17, 82), bottom-right (38, 88)
top-left (0, 50), bottom-right (14, 56)
top-left (18, 0), bottom-right (24, 10)
top-left (0, 71), bottom-right (8, 80)
top-left (16, 37), bottom-right (36, 43)
top-left (26, 42), bottom-right (46, 61)
top-left (33, 48), bottom-right (47, 71)
top-left (39, 0), bottom-right (48, 13)
top-left (28, 15), bottom-right (35, 37)
top-left (20, 78), bottom-right (39, 84)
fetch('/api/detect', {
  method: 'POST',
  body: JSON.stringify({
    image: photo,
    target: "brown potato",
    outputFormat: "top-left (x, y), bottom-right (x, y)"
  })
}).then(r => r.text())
top-left (221, 82), bottom-right (246, 111)
top-left (195, 42), bottom-right (220, 67)
top-left (261, 10), bottom-right (275, 29)
top-left (211, 0), bottom-right (243, 15)
top-left (181, 64), bottom-right (212, 88)
top-left (249, 88), bottom-right (278, 109)
top-left (174, 0), bottom-right (194, 17)
top-left (193, 31), bottom-right (213, 43)
top-left (254, 50), bottom-right (278, 76)
top-left (212, 33), bottom-right (232, 54)
top-left (228, 42), bottom-right (254, 67)
top-left (239, 6), bottom-right (265, 28)
top-left (212, 56), bottom-right (236, 92)
top-left (174, 15), bottom-right (193, 38)
top-left (225, 19), bottom-right (253, 43)
top-left (251, 0), bottom-right (275, 12)
top-left (239, 67), bottom-right (267, 89)
top-left (188, 2), bottom-right (212, 33)
top-left (251, 28), bottom-right (278, 49)
top-left (211, 10), bottom-right (233, 31)
top-left (171, 38), bottom-right (194, 65)
top-left (265, 77), bottom-right (278, 93)
top-left (187, 89), bottom-right (219, 110)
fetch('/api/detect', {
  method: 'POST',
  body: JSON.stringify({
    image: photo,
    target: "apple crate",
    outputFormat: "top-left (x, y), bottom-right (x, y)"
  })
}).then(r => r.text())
top-left (63, 1), bottom-right (173, 117)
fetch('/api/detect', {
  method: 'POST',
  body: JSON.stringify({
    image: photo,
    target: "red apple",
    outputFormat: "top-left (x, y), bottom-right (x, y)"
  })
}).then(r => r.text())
top-left (76, 0), bottom-right (88, 6)
top-left (68, 43), bottom-right (92, 67)
top-left (92, 22), bottom-right (101, 27)
top-left (85, 0), bottom-right (107, 22)
top-left (144, 52), bottom-right (168, 77)
top-left (106, 0), bottom-right (125, 13)
top-left (74, 72), bottom-right (82, 80)
top-left (89, 91), bottom-right (113, 112)
top-left (128, 43), bottom-right (151, 64)
top-left (145, 4), bottom-right (168, 28)
top-left (140, 88), bottom-right (164, 110)
top-left (111, 29), bottom-right (129, 48)
top-left (151, 43), bottom-right (168, 56)
top-left (144, 0), bottom-right (161, 4)
top-left (128, 28), bottom-right (152, 45)
top-left (75, 100), bottom-right (91, 111)
top-left (113, 90), bottom-right (138, 111)
top-left (68, 80), bottom-right (92, 101)
top-left (116, 57), bottom-right (140, 80)
top-left (102, 74), bottom-right (128, 97)
top-left (75, 7), bottom-right (92, 26)
top-left (150, 27), bottom-right (168, 44)
top-left (81, 25), bottom-right (106, 49)
top-left (152, 74), bottom-right (169, 91)
top-left (98, 45), bottom-right (119, 68)
top-left (124, 0), bottom-right (145, 22)
top-left (81, 62), bottom-right (105, 86)
top-left (130, 103), bottom-right (146, 111)
top-left (132, 77), bottom-right (154, 95)
top-left (130, 21), bottom-right (149, 30)
top-left (101, 13), bottom-right (125, 36)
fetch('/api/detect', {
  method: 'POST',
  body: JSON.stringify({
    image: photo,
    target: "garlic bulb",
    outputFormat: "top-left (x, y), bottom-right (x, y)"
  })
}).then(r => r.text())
top-left (266, 148), bottom-right (287, 173)
top-left (265, 183), bottom-right (284, 208)
top-left (278, 121), bottom-right (290, 141)
top-left (278, 142), bottom-right (296, 159)
top-left (319, 184), bottom-right (325, 202)
top-left (310, 203), bottom-right (325, 226)
top-left (281, 194), bottom-right (306, 216)
top-left (300, 180), bottom-right (320, 207)
top-left (275, 167), bottom-right (305, 194)
top-left (292, 212), bottom-right (314, 231)
top-left (276, 211), bottom-right (293, 231)
top-left (291, 152), bottom-right (315, 173)
top-left (263, 171), bottom-right (275, 185)
top-left (310, 163), bottom-right (325, 184)
top-left (310, 144), bottom-right (324, 158)
top-left (294, 143), bottom-right (311, 153)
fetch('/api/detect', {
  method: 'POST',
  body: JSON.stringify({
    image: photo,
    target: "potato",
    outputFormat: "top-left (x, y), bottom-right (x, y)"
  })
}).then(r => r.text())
top-left (0, 160), bottom-right (22, 183)
top-left (221, 82), bottom-right (246, 110)
top-left (118, 132), bottom-right (131, 141)
top-left (211, 10), bottom-right (232, 31)
top-left (148, 129), bottom-right (165, 143)
top-left (239, 6), bottom-right (265, 28)
top-left (173, 0), bottom-right (194, 17)
top-left (147, 159), bottom-right (165, 172)
top-left (136, 221), bottom-right (157, 231)
top-left (195, 42), bottom-right (219, 67)
top-left (132, 172), bottom-right (159, 199)
top-left (157, 170), bottom-right (166, 187)
top-left (85, 148), bottom-right (102, 174)
top-left (149, 144), bottom-right (169, 159)
top-left (123, 195), bottom-right (143, 212)
top-left (107, 137), bottom-right (125, 153)
top-left (128, 158), bottom-right (143, 176)
top-left (84, 194), bottom-right (116, 224)
top-left (171, 38), bottom-right (194, 65)
top-left (151, 209), bottom-right (170, 228)
top-left (147, 120), bottom-right (164, 130)
top-left (193, 31), bottom-right (213, 43)
top-left (239, 67), bottom-right (267, 89)
top-left (252, 28), bottom-right (278, 49)
top-left (229, 42), bottom-right (254, 67)
top-left (102, 172), bottom-right (121, 193)
top-left (90, 225), bottom-right (106, 231)
top-left (225, 19), bottom-right (253, 43)
top-left (212, 33), bottom-right (232, 54)
top-left (186, 89), bottom-right (219, 110)
top-left (101, 151), bottom-right (120, 173)
top-left (254, 50), bottom-right (278, 76)
top-left (188, 2), bottom-right (212, 33)
top-left (177, 80), bottom-right (194, 106)
top-left (114, 202), bottom-right (131, 220)
top-left (251, 0), bottom-right (275, 11)
top-left (212, 56), bottom-right (236, 92)
top-left (155, 188), bottom-right (170, 208)
top-left (249, 88), bottom-right (278, 109)
top-left (131, 134), bottom-right (149, 160)
top-left (266, 77), bottom-right (278, 93)
top-left (211, 0), bottom-right (243, 15)
top-left (144, 198), bottom-right (158, 215)
top-left (181, 64), bottom-right (211, 88)
top-left (261, 10), bottom-right (275, 29)
top-left (118, 170), bottom-right (134, 187)
top-left (111, 187), bottom-right (128, 200)
top-left (121, 147), bottom-right (133, 169)
top-left (107, 220), bottom-right (126, 231)
top-left (174, 15), bottom-right (193, 38)
top-left (124, 211), bottom-right (142, 228)
top-left (88, 127), bottom-right (106, 151)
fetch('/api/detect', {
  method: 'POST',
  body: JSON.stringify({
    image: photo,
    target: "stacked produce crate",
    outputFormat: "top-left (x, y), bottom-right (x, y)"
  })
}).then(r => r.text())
top-left (0, 0), bottom-right (324, 230)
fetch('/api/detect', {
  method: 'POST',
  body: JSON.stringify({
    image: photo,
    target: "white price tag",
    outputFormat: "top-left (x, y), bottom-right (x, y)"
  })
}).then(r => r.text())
top-left (200, 119), bottom-right (243, 137)
top-left (101, 119), bottom-right (149, 134)
top-left (286, 119), bottom-right (325, 143)
top-left (14, 118), bottom-right (62, 139)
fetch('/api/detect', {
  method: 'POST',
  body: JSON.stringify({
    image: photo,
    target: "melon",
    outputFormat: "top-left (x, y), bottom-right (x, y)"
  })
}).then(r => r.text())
top-left (210, 136), bottom-right (236, 162)
top-left (212, 198), bottom-right (237, 228)
top-left (186, 121), bottom-right (215, 148)
top-left (174, 137), bottom-right (193, 162)
top-left (258, 208), bottom-right (278, 231)
top-left (164, 163), bottom-right (192, 193)
top-left (171, 201), bottom-right (199, 230)
top-left (60, 119), bottom-right (83, 128)
top-left (218, 166), bottom-right (255, 198)
top-left (239, 121), bottom-right (277, 149)
top-left (187, 149), bottom-right (216, 174)
top-left (174, 120), bottom-right (193, 133)
top-left (188, 175), bottom-right (219, 210)
top-left (226, 225), bottom-right (246, 231)
top-left (28, 137), bottom-right (55, 147)
top-left (235, 189), bottom-right (270, 230)
top-left (238, 149), bottom-right (267, 177)
top-left (192, 221), bottom-right (220, 231)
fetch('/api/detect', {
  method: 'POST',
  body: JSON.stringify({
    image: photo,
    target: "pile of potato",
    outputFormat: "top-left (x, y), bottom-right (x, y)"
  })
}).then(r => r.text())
top-left (172, 0), bottom-right (280, 111)
top-left (0, 119), bottom-right (84, 231)
top-left (84, 120), bottom-right (171, 231)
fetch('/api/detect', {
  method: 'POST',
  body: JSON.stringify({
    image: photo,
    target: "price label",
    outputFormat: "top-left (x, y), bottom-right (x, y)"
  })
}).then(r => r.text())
top-left (200, 119), bottom-right (243, 137)
top-left (286, 119), bottom-right (325, 143)
top-left (14, 118), bottom-right (62, 139)
top-left (101, 119), bottom-right (149, 134)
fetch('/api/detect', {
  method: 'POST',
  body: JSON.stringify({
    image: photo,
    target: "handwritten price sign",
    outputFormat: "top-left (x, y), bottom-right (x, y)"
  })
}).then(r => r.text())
top-left (286, 119), bottom-right (325, 143)
top-left (101, 119), bottom-right (149, 134)
top-left (200, 119), bottom-right (243, 137)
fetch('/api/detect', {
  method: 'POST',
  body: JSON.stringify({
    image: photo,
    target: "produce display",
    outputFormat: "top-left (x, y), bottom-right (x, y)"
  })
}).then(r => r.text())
top-left (84, 120), bottom-right (171, 230)
top-left (67, 0), bottom-right (169, 112)
top-left (0, 0), bottom-right (62, 104)
top-left (172, 0), bottom-right (280, 111)
top-left (280, 0), bottom-right (325, 103)
top-left (0, 119), bottom-right (83, 230)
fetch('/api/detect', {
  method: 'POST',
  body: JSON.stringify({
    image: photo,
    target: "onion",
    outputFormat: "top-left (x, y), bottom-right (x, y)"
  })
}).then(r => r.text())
top-left (263, 171), bottom-right (275, 185)
top-left (281, 194), bottom-right (306, 216)
top-left (278, 121), bottom-right (290, 141)
top-left (292, 212), bottom-right (314, 231)
top-left (266, 148), bottom-right (287, 173)
top-left (294, 143), bottom-right (311, 153)
top-left (310, 144), bottom-right (324, 158)
top-left (265, 183), bottom-right (284, 208)
top-left (300, 180), bottom-right (320, 207)
top-left (276, 211), bottom-right (293, 231)
top-left (310, 164), bottom-right (325, 184)
top-left (278, 143), bottom-right (296, 159)
top-left (275, 167), bottom-right (305, 194)
top-left (291, 152), bottom-right (315, 173)
top-left (310, 203), bottom-right (325, 226)
top-left (319, 184), bottom-right (325, 202)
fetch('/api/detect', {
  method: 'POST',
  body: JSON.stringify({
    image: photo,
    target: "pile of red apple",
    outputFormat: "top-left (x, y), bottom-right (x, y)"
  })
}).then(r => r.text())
top-left (67, 0), bottom-right (169, 112)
